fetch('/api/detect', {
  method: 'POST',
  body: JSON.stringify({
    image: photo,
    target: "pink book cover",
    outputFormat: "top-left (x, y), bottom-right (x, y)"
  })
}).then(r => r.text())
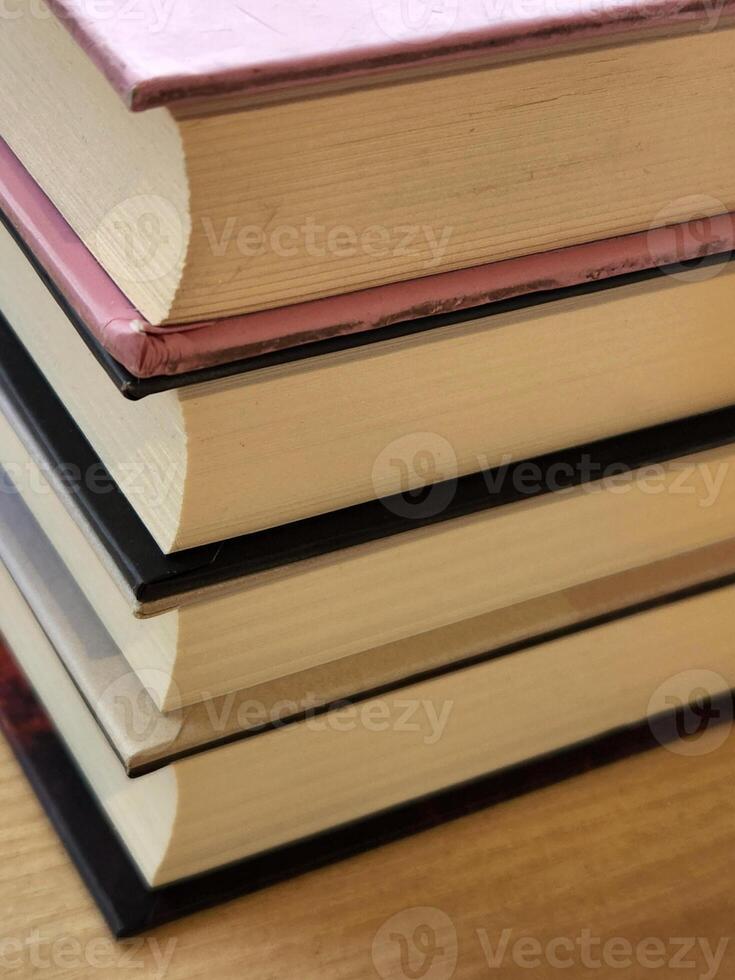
top-left (1, 138), bottom-right (734, 384)
top-left (45, 0), bottom-right (735, 110)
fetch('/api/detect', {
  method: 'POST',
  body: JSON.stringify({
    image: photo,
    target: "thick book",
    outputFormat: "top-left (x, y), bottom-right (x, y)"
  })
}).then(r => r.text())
top-left (3, 139), bottom-right (734, 385)
top-left (2, 2), bottom-right (734, 324)
top-left (4, 306), bottom-right (735, 710)
top-left (3, 191), bottom-right (735, 559)
top-left (41, 0), bottom-right (733, 109)
top-left (5, 477), bottom-right (735, 776)
top-left (4, 139), bottom-right (735, 554)
top-left (2, 558), bottom-right (734, 935)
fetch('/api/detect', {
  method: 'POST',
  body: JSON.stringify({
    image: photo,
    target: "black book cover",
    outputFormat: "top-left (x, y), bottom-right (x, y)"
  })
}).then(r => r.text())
top-left (2, 310), bottom-right (735, 604)
top-left (2, 636), bottom-right (730, 938)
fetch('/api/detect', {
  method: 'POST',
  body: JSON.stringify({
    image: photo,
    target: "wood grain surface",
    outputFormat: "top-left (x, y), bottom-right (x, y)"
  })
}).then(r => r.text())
top-left (1, 724), bottom-right (734, 979)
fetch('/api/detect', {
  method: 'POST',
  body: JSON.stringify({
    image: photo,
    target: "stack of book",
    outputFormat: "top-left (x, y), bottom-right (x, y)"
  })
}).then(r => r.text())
top-left (1, 0), bottom-right (734, 936)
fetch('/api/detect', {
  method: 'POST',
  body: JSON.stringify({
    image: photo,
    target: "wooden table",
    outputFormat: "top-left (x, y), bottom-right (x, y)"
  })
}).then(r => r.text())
top-left (2, 724), bottom-right (734, 979)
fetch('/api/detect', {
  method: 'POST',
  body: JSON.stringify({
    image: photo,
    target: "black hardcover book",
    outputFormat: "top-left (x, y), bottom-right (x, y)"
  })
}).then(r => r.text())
top-left (1, 311), bottom-right (735, 605)
top-left (2, 636), bottom-right (730, 938)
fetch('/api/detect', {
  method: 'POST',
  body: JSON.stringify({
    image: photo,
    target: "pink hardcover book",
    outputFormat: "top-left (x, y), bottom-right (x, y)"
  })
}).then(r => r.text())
top-left (2, 0), bottom-right (734, 337)
top-left (1, 139), bottom-right (733, 387)
top-left (41, 0), bottom-right (735, 109)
